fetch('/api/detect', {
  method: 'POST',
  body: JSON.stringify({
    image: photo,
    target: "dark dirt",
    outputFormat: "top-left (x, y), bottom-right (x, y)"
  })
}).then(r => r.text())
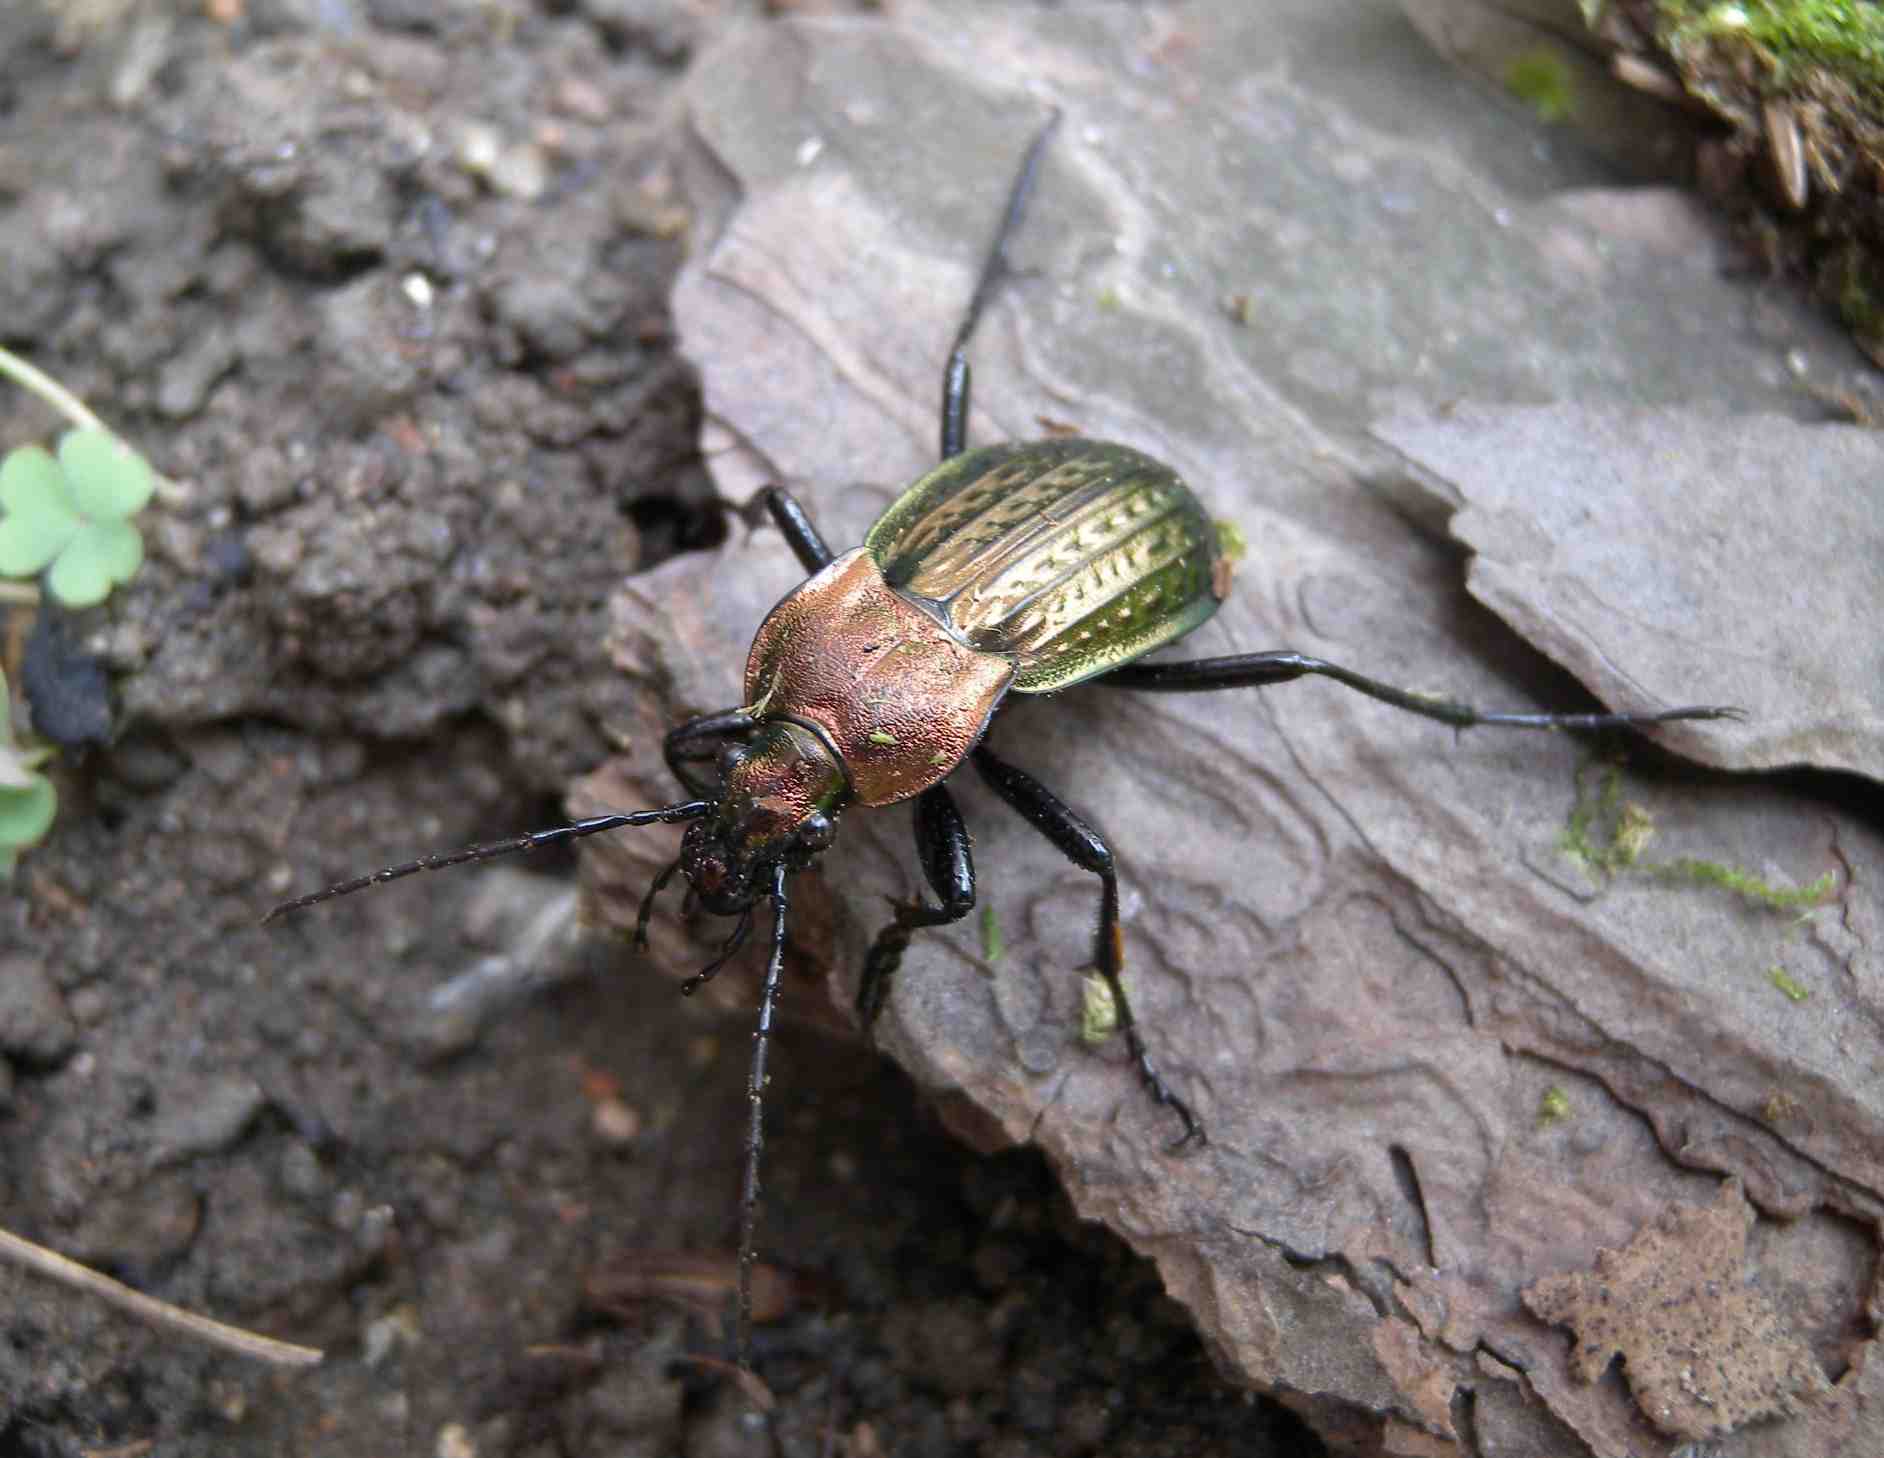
top-left (0, 3), bottom-right (1321, 1455)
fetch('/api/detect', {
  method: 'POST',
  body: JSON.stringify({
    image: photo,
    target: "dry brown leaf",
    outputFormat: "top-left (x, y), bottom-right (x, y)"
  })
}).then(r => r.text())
top-left (1524, 1178), bottom-right (1831, 1440)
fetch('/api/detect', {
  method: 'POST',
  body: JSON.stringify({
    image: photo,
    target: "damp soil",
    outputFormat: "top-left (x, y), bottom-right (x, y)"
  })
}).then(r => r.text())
top-left (0, 5), bottom-right (1322, 1455)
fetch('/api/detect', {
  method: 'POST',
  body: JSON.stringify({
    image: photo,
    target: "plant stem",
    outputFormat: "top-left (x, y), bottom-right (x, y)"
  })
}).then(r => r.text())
top-left (0, 346), bottom-right (109, 434)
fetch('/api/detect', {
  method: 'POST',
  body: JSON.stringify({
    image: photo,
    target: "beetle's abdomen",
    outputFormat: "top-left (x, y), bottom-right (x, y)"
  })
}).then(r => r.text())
top-left (744, 549), bottom-right (1015, 808)
top-left (864, 440), bottom-right (1223, 691)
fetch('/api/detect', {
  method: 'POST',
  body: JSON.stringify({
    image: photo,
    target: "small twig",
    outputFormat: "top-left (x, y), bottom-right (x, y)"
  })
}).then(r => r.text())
top-left (671, 1351), bottom-right (776, 1411)
top-left (79, 1440), bottom-right (154, 1458)
top-left (0, 1224), bottom-right (323, 1368)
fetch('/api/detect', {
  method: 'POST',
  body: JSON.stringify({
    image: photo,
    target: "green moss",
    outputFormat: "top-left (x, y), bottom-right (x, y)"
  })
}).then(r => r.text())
top-left (1538, 1086), bottom-right (1573, 1125)
top-left (1660, 1), bottom-right (1884, 89)
top-left (1559, 760), bottom-right (1834, 911)
top-left (1080, 973), bottom-right (1119, 1044)
top-left (1505, 49), bottom-right (1577, 123)
top-left (979, 903), bottom-right (1004, 964)
top-left (1767, 965), bottom-right (1811, 1001)
top-left (1654, 857), bottom-right (1837, 910)
top-left (1557, 763), bottom-right (1651, 874)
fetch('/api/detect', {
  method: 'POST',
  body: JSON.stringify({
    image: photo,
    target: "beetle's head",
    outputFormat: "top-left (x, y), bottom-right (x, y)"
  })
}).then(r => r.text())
top-left (681, 720), bottom-right (847, 915)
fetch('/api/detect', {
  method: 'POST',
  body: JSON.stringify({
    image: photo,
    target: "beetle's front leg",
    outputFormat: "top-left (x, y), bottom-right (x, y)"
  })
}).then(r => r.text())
top-left (858, 783), bottom-right (976, 1029)
top-left (971, 746), bottom-right (1204, 1149)
top-left (663, 709), bottom-right (759, 798)
top-left (733, 485), bottom-right (835, 574)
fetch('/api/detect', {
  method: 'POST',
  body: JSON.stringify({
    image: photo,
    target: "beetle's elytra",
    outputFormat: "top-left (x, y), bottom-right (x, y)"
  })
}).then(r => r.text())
top-left (267, 111), bottom-right (1740, 1371)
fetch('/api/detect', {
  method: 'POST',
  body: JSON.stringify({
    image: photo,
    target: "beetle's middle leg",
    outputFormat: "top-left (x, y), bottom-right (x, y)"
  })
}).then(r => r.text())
top-left (970, 746), bottom-right (1204, 1148)
top-left (858, 783), bottom-right (976, 1028)
top-left (1098, 652), bottom-right (1741, 733)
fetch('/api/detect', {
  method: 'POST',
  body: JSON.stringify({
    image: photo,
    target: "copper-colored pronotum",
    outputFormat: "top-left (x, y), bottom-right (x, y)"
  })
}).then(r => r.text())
top-left (267, 112), bottom-right (1740, 1371)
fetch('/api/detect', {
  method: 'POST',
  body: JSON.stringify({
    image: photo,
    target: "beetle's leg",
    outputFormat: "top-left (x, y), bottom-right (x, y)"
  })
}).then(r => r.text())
top-left (858, 784), bottom-right (976, 1029)
top-left (664, 709), bottom-right (759, 798)
top-left (970, 746), bottom-right (1203, 1148)
top-left (735, 485), bottom-right (834, 574)
top-left (1098, 653), bottom-right (1743, 733)
top-left (939, 109), bottom-right (1063, 461)
top-left (632, 855), bottom-right (685, 951)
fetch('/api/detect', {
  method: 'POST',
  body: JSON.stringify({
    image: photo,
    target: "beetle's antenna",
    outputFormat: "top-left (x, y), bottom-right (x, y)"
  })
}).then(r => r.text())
top-left (262, 802), bottom-right (711, 922)
top-left (736, 861), bottom-right (790, 1372)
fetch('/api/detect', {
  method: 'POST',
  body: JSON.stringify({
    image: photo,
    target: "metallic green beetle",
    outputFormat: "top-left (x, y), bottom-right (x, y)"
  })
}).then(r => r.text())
top-left (269, 112), bottom-right (1737, 1368)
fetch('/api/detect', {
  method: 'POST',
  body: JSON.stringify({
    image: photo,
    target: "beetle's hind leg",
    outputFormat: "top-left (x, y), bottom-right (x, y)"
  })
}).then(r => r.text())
top-left (938, 109), bottom-right (1063, 462)
top-left (1099, 651), bottom-right (1743, 733)
top-left (970, 746), bottom-right (1204, 1149)
top-left (858, 783), bottom-right (976, 1028)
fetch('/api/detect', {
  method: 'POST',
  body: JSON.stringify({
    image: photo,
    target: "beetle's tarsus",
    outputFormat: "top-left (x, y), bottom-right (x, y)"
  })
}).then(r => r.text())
top-left (633, 855), bottom-right (685, 952)
top-left (857, 899), bottom-right (947, 1030)
top-left (1116, 1021), bottom-right (1206, 1149)
top-left (683, 907), bottom-right (756, 995)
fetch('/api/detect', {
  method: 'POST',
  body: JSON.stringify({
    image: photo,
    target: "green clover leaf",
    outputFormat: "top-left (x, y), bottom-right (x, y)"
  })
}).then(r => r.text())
top-left (0, 428), bottom-right (152, 607)
top-left (0, 669), bottom-right (57, 877)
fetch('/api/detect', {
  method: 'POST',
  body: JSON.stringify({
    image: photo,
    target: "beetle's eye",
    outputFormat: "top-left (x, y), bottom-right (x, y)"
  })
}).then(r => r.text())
top-left (716, 741), bottom-right (750, 780)
top-left (795, 812), bottom-right (836, 855)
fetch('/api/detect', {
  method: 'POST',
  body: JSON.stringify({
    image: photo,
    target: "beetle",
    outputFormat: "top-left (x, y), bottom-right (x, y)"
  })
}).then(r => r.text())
top-left (267, 112), bottom-right (1739, 1368)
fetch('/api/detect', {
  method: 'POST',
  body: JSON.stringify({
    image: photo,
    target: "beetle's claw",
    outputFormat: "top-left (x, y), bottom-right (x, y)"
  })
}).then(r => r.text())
top-left (1164, 1105), bottom-right (1209, 1155)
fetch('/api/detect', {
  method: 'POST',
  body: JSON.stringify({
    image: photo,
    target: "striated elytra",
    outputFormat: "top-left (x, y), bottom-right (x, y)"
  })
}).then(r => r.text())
top-left (267, 111), bottom-right (1740, 1375)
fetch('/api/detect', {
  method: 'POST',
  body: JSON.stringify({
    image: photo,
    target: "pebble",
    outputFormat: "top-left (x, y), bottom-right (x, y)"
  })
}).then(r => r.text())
top-left (148, 1073), bottom-right (266, 1165)
top-left (0, 954), bottom-right (78, 1067)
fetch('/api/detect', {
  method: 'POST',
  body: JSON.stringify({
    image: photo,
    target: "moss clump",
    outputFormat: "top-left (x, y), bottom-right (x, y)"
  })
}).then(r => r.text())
top-left (979, 904), bottom-right (1004, 964)
top-left (1506, 49), bottom-right (1577, 123)
top-left (1661, 1), bottom-right (1884, 87)
top-left (1080, 973), bottom-right (1119, 1045)
top-left (1559, 760), bottom-right (1835, 911)
top-left (1652, 857), bottom-right (1837, 910)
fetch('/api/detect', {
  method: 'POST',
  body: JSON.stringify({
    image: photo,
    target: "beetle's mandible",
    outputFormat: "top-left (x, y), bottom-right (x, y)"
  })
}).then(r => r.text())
top-left (267, 111), bottom-right (1741, 1371)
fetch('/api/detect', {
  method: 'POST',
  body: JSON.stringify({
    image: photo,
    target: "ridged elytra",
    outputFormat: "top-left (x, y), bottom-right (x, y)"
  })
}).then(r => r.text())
top-left (267, 111), bottom-right (1741, 1375)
